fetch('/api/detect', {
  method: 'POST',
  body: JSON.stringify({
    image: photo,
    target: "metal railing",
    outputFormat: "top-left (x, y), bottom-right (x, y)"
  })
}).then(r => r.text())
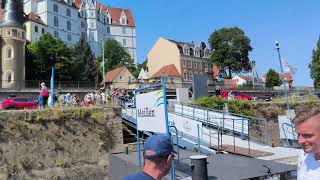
top-left (118, 97), bottom-right (270, 156)
top-left (0, 80), bottom-right (96, 89)
top-left (282, 122), bottom-right (298, 146)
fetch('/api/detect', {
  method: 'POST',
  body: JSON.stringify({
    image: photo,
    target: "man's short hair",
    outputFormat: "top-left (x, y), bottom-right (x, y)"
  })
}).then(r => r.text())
top-left (293, 107), bottom-right (320, 125)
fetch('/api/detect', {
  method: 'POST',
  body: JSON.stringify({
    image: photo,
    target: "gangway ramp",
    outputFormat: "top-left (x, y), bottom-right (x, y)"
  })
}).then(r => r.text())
top-left (120, 99), bottom-right (301, 163)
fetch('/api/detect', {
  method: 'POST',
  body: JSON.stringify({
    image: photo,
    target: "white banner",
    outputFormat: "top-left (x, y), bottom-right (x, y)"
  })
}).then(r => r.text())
top-left (136, 90), bottom-right (167, 133)
top-left (172, 115), bottom-right (202, 137)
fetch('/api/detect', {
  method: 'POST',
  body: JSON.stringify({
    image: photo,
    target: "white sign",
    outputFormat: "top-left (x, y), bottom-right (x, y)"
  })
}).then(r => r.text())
top-left (172, 115), bottom-right (202, 137)
top-left (285, 109), bottom-right (296, 120)
top-left (136, 90), bottom-right (167, 133)
top-left (278, 115), bottom-right (298, 140)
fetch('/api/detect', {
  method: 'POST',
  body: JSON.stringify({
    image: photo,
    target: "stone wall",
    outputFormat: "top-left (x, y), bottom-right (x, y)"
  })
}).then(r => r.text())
top-left (253, 101), bottom-right (320, 146)
top-left (0, 107), bottom-right (123, 180)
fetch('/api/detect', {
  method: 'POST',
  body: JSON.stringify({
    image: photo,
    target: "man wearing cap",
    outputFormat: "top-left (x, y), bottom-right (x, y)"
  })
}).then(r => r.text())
top-left (123, 134), bottom-right (175, 180)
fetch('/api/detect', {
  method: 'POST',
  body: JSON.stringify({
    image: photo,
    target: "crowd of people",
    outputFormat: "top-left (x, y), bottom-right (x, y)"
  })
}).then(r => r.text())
top-left (36, 82), bottom-right (133, 108)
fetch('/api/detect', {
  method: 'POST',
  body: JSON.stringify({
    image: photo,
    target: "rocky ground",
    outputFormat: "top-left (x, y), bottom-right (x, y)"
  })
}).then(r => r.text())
top-left (0, 107), bottom-right (123, 180)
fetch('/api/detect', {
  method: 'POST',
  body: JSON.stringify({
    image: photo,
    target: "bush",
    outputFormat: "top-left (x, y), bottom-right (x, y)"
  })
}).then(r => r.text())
top-left (192, 96), bottom-right (254, 116)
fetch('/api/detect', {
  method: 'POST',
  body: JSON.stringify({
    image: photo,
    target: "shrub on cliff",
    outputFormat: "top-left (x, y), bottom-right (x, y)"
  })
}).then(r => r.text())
top-left (192, 96), bottom-right (254, 116)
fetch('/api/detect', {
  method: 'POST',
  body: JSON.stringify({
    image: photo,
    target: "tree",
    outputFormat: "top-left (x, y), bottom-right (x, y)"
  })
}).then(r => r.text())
top-left (131, 59), bottom-right (147, 78)
top-left (28, 33), bottom-right (74, 81)
top-left (265, 69), bottom-right (282, 88)
top-left (208, 27), bottom-right (253, 78)
top-left (72, 36), bottom-right (96, 81)
top-left (309, 36), bottom-right (320, 88)
top-left (103, 39), bottom-right (134, 73)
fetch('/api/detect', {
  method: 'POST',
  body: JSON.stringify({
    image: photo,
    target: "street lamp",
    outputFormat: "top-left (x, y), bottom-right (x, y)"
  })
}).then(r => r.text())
top-left (102, 40), bottom-right (105, 88)
top-left (275, 41), bottom-right (290, 110)
top-left (251, 60), bottom-right (255, 90)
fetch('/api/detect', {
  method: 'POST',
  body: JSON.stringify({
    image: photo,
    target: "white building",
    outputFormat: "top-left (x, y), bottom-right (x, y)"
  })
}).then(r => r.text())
top-left (22, 0), bottom-right (137, 63)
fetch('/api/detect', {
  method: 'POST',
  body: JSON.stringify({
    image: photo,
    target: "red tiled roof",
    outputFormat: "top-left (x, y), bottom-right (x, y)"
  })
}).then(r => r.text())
top-left (0, 7), bottom-right (4, 21)
top-left (151, 64), bottom-right (181, 78)
top-left (239, 75), bottom-right (253, 80)
top-left (74, 0), bottom-right (135, 27)
top-left (280, 73), bottom-right (293, 81)
top-left (73, 0), bottom-right (83, 9)
top-left (104, 66), bottom-right (126, 82)
top-left (105, 6), bottom-right (135, 27)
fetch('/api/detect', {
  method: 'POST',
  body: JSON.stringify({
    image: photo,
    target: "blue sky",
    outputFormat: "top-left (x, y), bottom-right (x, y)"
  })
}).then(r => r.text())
top-left (103, 0), bottom-right (320, 86)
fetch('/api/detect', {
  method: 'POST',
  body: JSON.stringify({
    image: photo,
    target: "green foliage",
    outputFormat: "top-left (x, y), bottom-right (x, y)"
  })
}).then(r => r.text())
top-left (72, 36), bottom-right (97, 81)
top-left (208, 27), bottom-right (253, 78)
top-left (131, 59), bottom-right (147, 78)
top-left (192, 96), bottom-right (225, 110)
top-left (192, 96), bottom-right (253, 116)
top-left (26, 33), bottom-right (98, 81)
top-left (103, 39), bottom-right (134, 73)
top-left (265, 69), bottom-right (282, 88)
top-left (309, 36), bottom-right (320, 89)
top-left (27, 33), bottom-right (74, 80)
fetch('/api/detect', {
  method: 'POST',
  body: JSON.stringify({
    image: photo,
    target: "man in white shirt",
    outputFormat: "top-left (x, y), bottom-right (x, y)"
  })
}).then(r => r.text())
top-left (294, 107), bottom-right (320, 180)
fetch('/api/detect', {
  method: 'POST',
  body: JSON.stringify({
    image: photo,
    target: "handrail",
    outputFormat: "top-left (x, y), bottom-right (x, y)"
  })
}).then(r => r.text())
top-left (281, 122), bottom-right (297, 146)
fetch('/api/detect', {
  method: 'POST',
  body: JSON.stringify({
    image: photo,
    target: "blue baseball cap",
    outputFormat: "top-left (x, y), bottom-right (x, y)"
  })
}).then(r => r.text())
top-left (143, 134), bottom-right (175, 159)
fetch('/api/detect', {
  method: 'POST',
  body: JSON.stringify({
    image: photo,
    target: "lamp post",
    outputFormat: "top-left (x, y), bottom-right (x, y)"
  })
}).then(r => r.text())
top-left (251, 60), bottom-right (255, 90)
top-left (275, 41), bottom-right (290, 110)
top-left (102, 40), bottom-right (105, 88)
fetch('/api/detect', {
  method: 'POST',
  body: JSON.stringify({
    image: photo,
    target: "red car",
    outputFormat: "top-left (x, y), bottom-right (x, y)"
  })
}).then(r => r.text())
top-left (1, 97), bottom-right (38, 110)
top-left (221, 91), bottom-right (253, 100)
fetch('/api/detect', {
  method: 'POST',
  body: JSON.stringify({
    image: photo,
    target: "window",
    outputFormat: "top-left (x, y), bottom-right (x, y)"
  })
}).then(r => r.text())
top-left (189, 72), bottom-right (193, 81)
top-left (41, 28), bottom-right (45, 34)
top-left (123, 39), bottom-right (126, 46)
top-left (6, 46), bottom-right (13, 59)
top-left (188, 60), bottom-right (192, 68)
top-left (67, 0), bottom-right (71, 4)
top-left (194, 62), bottom-right (197, 69)
top-left (119, 76), bottom-right (123, 80)
top-left (8, 73), bottom-right (12, 83)
top-left (21, 32), bottom-right (25, 39)
top-left (67, 20), bottom-right (71, 31)
top-left (107, 17), bottom-right (110, 24)
top-left (198, 62), bottom-right (202, 69)
top-left (106, 26), bottom-right (110, 33)
top-left (53, 4), bottom-right (58, 13)
top-left (35, 26), bottom-right (38, 32)
top-left (66, 9), bottom-right (71, 17)
top-left (54, 16), bottom-right (59, 27)
top-left (67, 34), bottom-right (71, 41)
top-left (122, 27), bottom-right (126, 34)
top-left (91, 23), bottom-right (94, 28)
top-left (121, 17), bottom-right (126, 25)
top-left (128, 76), bottom-right (131, 83)
top-left (7, 30), bottom-right (10, 36)
top-left (81, 21), bottom-right (85, 28)
top-left (183, 60), bottom-right (187, 67)
top-left (54, 31), bottom-right (59, 38)
top-left (12, 29), bottom-right (17, 37)
top-left (90, 12), bottom-right (93, 17)
top-left (183, 72), bottom-right (188, 80)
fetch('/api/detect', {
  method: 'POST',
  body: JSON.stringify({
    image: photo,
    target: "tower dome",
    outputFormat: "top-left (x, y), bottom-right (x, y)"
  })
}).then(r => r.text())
top-left (0, 0), bottom-right (24, 28)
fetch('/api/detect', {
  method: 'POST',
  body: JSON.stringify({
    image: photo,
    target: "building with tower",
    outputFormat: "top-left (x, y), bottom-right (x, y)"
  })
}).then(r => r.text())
top-left (0, 0), bottom-right (26, 89)
top-left (22, 0), bottom-right (137, 63)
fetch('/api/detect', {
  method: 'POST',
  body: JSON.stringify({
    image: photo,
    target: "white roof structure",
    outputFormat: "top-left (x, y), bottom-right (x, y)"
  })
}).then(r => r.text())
top-left (138, 68), bottom-right (148, 81)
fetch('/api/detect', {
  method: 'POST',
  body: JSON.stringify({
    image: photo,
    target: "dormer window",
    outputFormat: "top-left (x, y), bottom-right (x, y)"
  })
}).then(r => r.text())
top-left (121, 17), bottom-right (126, 25)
